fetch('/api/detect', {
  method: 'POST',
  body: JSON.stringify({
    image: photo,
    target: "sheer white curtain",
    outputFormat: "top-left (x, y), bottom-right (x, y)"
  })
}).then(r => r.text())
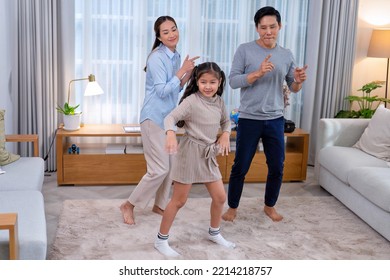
top-left (74, 0), bottom-right (308, 125)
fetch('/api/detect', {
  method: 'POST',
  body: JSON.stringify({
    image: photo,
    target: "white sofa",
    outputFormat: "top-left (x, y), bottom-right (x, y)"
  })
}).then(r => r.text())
top-left (0, 134), bottom-right (47, 260)
top-left (316, 118), bottom-right (390, 241)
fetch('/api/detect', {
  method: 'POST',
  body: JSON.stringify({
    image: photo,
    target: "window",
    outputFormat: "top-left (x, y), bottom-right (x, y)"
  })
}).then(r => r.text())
top-left (75, 0), bottom-right (308, 124)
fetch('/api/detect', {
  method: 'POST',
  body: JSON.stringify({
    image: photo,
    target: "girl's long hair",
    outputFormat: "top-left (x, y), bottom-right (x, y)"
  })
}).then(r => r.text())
top-left (176, 62), bottom-right (226, 127)
top-left (144, 16), bottom-right (177, 72)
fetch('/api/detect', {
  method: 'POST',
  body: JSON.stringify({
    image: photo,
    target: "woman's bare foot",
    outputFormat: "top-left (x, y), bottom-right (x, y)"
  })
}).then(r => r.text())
top-left (222, 208), bottom-right (237, 222)
top-left (152, 205), bottom-right (164, 215)
top-left (264, 205), bottom-right (283, 222)
top-left (120, 201), bottom-right (135, 225)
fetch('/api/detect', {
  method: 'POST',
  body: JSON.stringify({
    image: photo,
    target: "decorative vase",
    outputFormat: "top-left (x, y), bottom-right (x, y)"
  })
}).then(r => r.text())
top-left (63, 113), bottom-right (82, 131)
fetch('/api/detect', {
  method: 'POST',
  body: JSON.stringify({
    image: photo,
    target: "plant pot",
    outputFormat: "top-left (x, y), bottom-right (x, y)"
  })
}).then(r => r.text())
top-left (63, 113), bottom-right (82, 131)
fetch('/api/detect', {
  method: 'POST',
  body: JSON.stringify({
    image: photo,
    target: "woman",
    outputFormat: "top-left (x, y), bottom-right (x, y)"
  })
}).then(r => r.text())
top-left (120, 16), bottom-right (199, 225)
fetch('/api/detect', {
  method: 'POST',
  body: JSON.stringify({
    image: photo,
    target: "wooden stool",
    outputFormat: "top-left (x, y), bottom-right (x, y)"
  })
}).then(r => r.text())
top-left (0, 213), bottom-right (19, 260)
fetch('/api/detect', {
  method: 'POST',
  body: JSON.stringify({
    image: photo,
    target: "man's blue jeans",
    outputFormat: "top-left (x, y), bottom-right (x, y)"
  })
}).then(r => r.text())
top-left (228, 117), bottom-right (285, 208)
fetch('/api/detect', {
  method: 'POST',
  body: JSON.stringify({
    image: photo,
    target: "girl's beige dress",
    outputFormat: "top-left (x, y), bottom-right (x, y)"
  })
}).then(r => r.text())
top-left (164, 92), bottom-right (231, 184)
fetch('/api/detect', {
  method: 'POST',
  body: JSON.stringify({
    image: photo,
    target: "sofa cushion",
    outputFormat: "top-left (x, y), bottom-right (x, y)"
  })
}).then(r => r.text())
top-left (353, 105), bottom-right (390, 161)
top-left (0, 109), bottom-right (20, 166)
top-left (0, 157), bottom-right (44, 192)
top-left (318, 146), bottom-right (388, 184)
top-left (0, 190), bottom-right (47, 260)
top-left (348, 167), bottom-right (390, 213)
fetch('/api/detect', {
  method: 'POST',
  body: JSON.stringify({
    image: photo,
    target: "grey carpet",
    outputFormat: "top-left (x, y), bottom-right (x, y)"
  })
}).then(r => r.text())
top-left (48, 196), bottom-right (390, 260)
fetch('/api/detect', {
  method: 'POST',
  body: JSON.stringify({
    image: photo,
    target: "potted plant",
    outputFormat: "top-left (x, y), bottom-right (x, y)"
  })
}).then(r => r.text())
top-left (56, 102), bottom-right (82, 131)
top-left (335, 80), bottom-right (390, 118)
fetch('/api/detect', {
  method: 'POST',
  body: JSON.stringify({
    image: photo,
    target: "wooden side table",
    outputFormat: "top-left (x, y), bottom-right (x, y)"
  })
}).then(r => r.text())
top-left (0, 213), bottom-right (19, 260)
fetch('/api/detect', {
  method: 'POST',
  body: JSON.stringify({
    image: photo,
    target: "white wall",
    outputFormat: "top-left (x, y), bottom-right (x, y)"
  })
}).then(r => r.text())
top-left (352, 0), bottom-right (390, 108)
top-left (0, 0), bottom-right (15, 134)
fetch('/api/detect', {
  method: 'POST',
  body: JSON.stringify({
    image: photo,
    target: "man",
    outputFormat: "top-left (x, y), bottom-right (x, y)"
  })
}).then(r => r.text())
top-left (222, 6), bottom-right (308, 222)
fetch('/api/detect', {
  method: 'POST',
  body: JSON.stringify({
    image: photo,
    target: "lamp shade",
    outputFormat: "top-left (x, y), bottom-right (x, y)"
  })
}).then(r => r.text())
top-left (67, 74), bottom-right (103, 104)
top-left (84, 74), bottom-right (104, 96)
top-left (367, 29), bottom-right (390, 58)
top-left (85, 81), bottom-right (104, 96)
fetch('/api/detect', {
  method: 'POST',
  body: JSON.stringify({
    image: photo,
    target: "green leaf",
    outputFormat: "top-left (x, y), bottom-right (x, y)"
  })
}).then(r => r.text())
top-left (56, 103), bottom-right (81, 115)
top-left (345, 95), bottom-right (362, 102)
top-left (359, 109), bottom-right (375, 118)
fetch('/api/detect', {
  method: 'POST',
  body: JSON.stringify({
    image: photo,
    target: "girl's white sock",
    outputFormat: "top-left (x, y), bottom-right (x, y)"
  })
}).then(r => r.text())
top-left (154, 232), bottom-right (180, 257)
top-left (208, 227), bottom-right (236, 248)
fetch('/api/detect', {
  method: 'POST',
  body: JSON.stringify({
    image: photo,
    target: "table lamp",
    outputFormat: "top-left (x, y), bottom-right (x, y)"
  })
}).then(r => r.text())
top-left (67, 74), bottom-right (104, 104)
top-left (61, 74), bottom-right (103, 131)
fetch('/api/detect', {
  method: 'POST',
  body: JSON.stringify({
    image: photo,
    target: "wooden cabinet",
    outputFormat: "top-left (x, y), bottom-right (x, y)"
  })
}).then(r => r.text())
top-left (56, 125), bottom-right (309, 186)
top-left (56, 124), bottom-right (146, 185)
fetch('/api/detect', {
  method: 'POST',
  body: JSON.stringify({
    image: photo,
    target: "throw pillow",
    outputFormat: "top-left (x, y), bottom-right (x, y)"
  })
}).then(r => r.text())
top-left (0, 109), bottom-right (20, 166)
top-left (353, 105), bottom-right (390, 161)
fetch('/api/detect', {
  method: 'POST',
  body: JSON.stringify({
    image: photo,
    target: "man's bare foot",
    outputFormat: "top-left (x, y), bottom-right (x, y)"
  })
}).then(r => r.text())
top-left (222, 208), bottom-right (237, 222)
top-left (264, 205), bottom-right (283, 222)
top-left (120, 201), bottom-right (135, 225)
top-left (152, 205), bottom-right (164, 216)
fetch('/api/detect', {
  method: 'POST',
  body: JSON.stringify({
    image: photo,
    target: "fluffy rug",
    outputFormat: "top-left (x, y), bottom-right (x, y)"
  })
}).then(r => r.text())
top-left (48, 196), bottom-right (390, 260)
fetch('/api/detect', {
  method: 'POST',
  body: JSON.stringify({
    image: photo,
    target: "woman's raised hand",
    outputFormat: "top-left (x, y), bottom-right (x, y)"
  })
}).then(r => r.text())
top-left (177, 55), bottom-right (200, 81)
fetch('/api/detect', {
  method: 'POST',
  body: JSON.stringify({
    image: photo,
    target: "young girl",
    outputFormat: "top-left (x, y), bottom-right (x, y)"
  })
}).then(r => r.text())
top-left (120, 16), bottom-right (198, 225)
top-left (154, 62), bottom-right (236, 257)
